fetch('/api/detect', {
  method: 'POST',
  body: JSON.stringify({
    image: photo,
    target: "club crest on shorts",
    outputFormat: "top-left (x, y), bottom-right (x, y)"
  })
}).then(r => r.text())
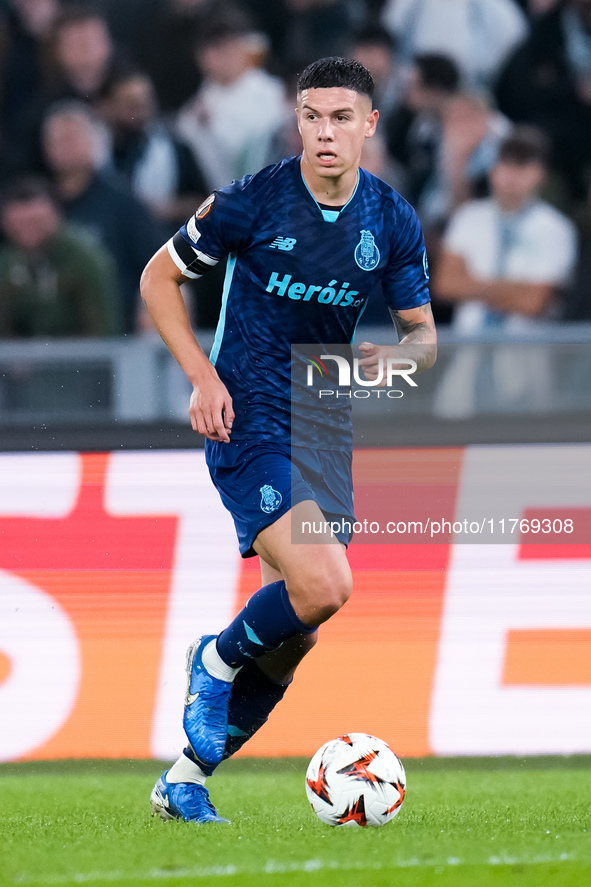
top-left (260, 485), bottom-right (282, 514)
top-left (354, 230), bottom-right (380, 271)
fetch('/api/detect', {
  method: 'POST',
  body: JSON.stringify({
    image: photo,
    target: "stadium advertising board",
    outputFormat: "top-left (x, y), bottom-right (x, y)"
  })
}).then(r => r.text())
top-left (1, 448), bottom-right (590, 763)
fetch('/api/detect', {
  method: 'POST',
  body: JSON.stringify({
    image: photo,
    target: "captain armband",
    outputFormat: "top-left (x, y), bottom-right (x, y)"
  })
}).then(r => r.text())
top-left (167, 232), bottom-right (220, 280)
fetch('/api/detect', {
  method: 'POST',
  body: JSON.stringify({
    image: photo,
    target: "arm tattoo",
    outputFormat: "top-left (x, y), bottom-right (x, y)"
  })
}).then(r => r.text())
top-left (389, 305), bottom-right (437, 373)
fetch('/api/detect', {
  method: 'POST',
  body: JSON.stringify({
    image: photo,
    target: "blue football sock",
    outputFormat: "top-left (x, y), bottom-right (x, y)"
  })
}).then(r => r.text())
top-left (223, 660), bottom-right (290, 760)
top-left (183, 744), bottom-right (216, 778)
top-left (183, 660), bottom-right (291, 776)
top-left (216, 580), bottom-right (315, 668)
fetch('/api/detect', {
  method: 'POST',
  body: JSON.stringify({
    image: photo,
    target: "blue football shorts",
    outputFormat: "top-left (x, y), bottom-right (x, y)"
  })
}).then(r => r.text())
top-left (204, 439), bottom-right (355, 557)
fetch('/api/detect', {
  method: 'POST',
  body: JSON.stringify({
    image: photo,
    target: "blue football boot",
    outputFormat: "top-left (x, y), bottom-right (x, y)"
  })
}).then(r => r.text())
top-left (150, 770), bottom-right (229, 823)
top-left (183, 635), bottom-right (233, 768)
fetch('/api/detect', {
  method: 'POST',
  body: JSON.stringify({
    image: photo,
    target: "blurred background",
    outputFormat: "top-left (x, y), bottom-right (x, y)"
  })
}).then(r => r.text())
top-left (1, 0), bottom-right (591, 434)
top-left (1, 0), bottom-right (591, 765)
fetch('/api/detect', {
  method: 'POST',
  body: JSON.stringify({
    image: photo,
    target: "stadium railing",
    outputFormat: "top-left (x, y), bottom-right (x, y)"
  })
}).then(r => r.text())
top-left (0, 324), bottom-right (590, 449)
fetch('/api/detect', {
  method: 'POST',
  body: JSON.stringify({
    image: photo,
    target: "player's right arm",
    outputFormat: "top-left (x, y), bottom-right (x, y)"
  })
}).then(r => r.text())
top-left (140, 245), bottom-right (234, 442)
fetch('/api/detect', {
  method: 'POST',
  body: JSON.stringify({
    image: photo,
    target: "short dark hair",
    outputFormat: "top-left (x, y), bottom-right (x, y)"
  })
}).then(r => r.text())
top-left (97, 63), bottom-right (150, 102)
top-left (0, 175), bottom-right (58, 212)
top-left (297, 57), bottom-right (375, 103)
top-left (414, 53), bottom-right (460, 94)
top-left (498, 125), bottom-right (550, 166)
top-left (43, 98), bottom-right (99, 131)
top-left (194, 10), bottom-right (252, 52)
top-left (54, 4), bottom-right (108, 33)
top-left (349, 25), bottom-right (397, 55)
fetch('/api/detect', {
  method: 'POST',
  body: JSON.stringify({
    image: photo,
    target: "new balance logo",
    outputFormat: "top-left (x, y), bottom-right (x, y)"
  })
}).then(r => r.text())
top-left (269, 236), bottom-right (297, 251)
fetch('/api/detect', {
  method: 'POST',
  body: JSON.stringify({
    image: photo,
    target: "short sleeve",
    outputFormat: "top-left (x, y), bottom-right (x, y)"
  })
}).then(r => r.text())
top-left (382, 201), bottom-right (431, 311)
top-left (167, 176), bottom-right (255, 279)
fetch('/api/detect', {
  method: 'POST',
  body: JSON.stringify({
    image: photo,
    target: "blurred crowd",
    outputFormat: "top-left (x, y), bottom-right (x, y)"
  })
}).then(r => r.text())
top-left (1, 0), bottom-right (591, 337)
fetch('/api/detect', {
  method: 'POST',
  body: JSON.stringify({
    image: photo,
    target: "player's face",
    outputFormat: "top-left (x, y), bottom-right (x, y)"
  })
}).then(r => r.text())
top-left (297, 87), bottom-right (378, 189)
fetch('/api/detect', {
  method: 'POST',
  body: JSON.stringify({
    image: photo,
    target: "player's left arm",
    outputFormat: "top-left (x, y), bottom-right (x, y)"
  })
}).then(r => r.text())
top-left (357, 302), bottom-right (437, 383)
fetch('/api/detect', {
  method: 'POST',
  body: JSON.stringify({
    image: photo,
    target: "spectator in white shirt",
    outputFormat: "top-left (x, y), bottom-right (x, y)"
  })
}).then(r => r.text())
top-left (98, 67), bottom-right (208, 233)
top-left (433, 125), bottom-right (577, 418)
top-left (434, 125), bottom-right (577, 334)
top-left (176, 18), bottom-right (287, 188)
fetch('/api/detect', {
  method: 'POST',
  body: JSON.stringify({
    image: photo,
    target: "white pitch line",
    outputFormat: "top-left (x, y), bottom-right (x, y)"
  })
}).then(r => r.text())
top-left (12, 853), bottom-right (577, 885)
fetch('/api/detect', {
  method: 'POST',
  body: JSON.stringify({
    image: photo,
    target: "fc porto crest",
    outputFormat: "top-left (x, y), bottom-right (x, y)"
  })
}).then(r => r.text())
top-left (354, 230), bottom-right (380, 271)
top-left (260, 485), bottom-right (282, 514)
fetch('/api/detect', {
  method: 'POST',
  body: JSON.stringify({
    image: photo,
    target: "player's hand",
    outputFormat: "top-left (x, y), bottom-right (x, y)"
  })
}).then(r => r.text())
top-left (358, 342), bottom-right (422, 384)
top-left (357, 342), bottom-right (392, 388)
top-left (189, 378), bottom-right (235, 442)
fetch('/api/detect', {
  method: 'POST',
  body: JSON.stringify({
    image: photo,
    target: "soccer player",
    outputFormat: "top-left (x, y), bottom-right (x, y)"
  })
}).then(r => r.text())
top-left (140, 56), bottom-right (436, 823)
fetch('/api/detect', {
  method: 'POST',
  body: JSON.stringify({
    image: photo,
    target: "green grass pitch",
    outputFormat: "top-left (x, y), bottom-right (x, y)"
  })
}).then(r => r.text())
top-left (2, 756), bottom-right (590, 887)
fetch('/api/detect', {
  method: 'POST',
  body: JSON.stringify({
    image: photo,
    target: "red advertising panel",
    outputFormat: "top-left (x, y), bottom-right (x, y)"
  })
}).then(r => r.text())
top-left (0, 447), bottom-right (589, 762)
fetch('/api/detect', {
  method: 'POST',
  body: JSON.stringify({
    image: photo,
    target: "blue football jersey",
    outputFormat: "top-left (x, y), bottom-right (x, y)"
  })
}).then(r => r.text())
top-left (168, 155), bottom-right (430, 444)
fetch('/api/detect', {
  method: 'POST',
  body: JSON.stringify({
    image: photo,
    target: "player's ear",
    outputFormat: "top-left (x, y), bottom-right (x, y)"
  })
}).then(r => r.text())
top-left (365, 108), bottom-right (379, 137)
